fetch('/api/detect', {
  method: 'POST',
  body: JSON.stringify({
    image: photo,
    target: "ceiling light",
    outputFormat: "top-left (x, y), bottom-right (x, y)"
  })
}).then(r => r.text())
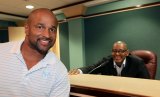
top-left (136, 5), bottom-right (141, 7)
top-left (26, 5), bottom-right (34, 9)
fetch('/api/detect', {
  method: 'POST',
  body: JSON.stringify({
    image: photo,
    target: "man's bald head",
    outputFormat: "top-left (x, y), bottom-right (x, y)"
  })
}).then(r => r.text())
top-left (27, 8), bottom-right (57, 24)
top-left (113, 41), bottom-right (128, 50)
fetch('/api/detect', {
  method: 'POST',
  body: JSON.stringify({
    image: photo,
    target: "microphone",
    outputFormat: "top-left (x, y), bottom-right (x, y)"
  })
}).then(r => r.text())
top-left (88, 59), bottom-right (109, 74)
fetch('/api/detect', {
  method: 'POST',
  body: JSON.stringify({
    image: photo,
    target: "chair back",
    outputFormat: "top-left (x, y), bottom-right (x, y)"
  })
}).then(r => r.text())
top-left (130, 50), bottom-right (157, 79)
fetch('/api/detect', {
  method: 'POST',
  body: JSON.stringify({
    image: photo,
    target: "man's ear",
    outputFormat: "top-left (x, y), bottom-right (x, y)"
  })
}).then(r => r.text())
top-left (25, 23), bottom-right (29, 36)
top-left (126, 50), bottom-right (129, 56)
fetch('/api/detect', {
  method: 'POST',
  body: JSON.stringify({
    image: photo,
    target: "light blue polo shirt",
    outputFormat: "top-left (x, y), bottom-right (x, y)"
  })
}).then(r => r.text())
top-left (0, 41), bottom-right (70, 97)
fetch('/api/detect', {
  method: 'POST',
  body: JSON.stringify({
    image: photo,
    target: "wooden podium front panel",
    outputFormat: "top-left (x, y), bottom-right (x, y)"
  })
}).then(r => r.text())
top-left (70, 85), bottom-right (130, 97)
top-left (70, 74), bottom-right (160, 97)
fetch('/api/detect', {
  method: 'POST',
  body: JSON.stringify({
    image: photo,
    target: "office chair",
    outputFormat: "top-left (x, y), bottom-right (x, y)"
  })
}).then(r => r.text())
top-left (130, 50), bottom-right (157, 79)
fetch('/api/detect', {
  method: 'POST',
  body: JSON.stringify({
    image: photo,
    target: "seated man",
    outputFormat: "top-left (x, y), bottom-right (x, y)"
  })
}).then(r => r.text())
top-left (69, 41), bottom-right (150, 79)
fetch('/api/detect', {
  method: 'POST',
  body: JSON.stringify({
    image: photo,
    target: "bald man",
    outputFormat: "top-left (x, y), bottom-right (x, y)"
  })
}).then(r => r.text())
top-left (0, 8), bottom-right (70, 97)
top-left (69, 41), bottom-right (150, 79)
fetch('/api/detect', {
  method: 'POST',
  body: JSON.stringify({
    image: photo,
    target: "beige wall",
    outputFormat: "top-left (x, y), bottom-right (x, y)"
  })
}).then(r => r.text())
top-left (8, 27), bottom-right (25, 41)
top-left (52, 26), bottom-right (60, 58)
top-left (8, 27), bottom-right (60, 58)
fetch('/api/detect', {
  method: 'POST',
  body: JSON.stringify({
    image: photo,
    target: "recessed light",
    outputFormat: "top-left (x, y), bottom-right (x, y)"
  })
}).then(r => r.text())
top-left (136, 5), bottom-right (141, 7)
top-left (26, 5), bottom-right (34, 9)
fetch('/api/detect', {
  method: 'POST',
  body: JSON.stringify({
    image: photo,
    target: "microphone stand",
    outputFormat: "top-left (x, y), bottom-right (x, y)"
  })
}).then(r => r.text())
top-left (88, 60), bottom-right (108, 74)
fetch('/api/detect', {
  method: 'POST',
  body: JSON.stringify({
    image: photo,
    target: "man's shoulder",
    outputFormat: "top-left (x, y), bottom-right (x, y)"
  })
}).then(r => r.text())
top-left (0, 41), bottom-right (22, 53)
top-left (0, 41), bottom-right (20, 46)
top-left (0, 42), bottom-right (13, 48)
top-left (127, 55), bottom-right (143, 62)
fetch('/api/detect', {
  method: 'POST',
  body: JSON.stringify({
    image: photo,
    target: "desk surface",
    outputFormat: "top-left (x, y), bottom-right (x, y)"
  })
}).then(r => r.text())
top-left (70, 74), bottom-right (160, 97)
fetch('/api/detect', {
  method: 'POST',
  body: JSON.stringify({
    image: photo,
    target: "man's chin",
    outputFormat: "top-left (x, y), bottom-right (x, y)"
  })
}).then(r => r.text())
top-left (37, 47), bottom-right (50, 54)
top-left (37, 43), bottom-right (52, 54)
top-left (38, 49), bottom-right (48, 55)
top-left (115, 60), bottom-right (123, 64)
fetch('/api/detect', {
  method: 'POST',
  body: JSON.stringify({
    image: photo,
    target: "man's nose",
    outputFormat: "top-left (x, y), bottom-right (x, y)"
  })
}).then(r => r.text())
top-left (115, 51), bottom-right (120, 55)
top-left (42, 29), bottom-right (50, 38)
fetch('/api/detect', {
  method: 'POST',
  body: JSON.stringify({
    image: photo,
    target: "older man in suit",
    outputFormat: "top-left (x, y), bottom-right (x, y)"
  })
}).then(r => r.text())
top-left (69, 41), bottom-right (150, 79)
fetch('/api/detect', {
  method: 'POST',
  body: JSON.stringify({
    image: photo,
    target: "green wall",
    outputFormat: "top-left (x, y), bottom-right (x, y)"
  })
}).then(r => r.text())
top-left (68, 18), bottom-right (85, 69)
top-left (0, 29), bottom-right (8, 43)
top-left (0, 20), bottom-right (17, 43)
top-left (59, 22), bottom-right (70, 70)
top-left (59, 18), bottom-right (86, 71)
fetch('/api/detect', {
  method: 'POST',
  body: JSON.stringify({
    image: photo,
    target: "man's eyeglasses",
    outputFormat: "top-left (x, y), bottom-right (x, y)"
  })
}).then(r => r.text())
top-left (112, 49), bottom-right (127, 53)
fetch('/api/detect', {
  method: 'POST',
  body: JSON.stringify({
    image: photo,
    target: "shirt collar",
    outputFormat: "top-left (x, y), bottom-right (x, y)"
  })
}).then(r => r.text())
top-left (43, 51), bottom-right (57, 65)
top-left (9, 41), bottom-right (56, 68)
top-left (114, 58), bottom-right (126, 68)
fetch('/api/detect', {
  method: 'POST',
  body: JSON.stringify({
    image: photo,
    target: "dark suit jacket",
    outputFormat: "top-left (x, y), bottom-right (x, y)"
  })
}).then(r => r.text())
top-left (80, 55), bottom-right (150, 79)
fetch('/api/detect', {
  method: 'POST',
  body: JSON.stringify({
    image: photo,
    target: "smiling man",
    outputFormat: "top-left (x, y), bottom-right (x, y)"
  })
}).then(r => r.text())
top-left (0, 8), bottom-right (70, 97)
top-left (69, 41), bottom-right (150, 79)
